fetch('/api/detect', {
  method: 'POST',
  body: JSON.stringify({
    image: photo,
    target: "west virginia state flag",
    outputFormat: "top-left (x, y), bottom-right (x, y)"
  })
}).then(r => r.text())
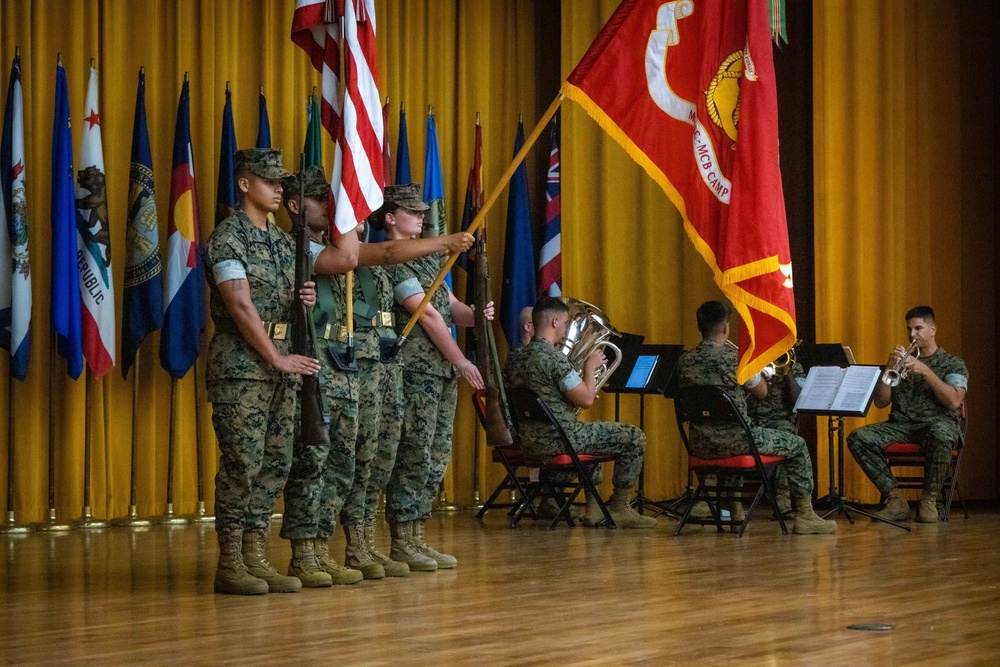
top-left (564, 0), bottom-right (795, 382)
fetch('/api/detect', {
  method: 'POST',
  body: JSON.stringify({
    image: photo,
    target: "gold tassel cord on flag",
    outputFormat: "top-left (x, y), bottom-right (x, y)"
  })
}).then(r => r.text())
top-left (392, 94), bottom-right (564, 350)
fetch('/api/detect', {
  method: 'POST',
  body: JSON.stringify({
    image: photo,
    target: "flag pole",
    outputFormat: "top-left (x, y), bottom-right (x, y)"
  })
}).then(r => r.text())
top-left (392, 93), bottom-right (564, 353)
top-left (154, 377), bottom-right (189, 524)
top-left (0, 372), bottom-right (33, 533)
top-left (73, 369), bottom-right (109, 528)
top-left (34, 335), bottom-right (71, 531)
top-left (112, 351), bottom-right (153, 527)
top-left (186, 359), bottom-right (214, 523)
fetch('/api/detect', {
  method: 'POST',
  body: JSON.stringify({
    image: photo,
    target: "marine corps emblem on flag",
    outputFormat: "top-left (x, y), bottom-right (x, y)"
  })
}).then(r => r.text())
top-left (565, 0), bottom-right (797, 382)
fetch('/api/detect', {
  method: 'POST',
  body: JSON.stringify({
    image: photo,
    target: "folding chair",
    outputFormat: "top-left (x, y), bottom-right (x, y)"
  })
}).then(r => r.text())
top-left (506, 388), bottom-right (616, 530)
top-left (472, 390), bottom-right (530, 520)
top-left (673, 385), bottom-right (789, 538)
top-left (883, 402), bottom-right (968, 520)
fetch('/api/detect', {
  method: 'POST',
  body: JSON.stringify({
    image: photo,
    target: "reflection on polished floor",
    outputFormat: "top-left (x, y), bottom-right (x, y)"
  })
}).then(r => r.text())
top-left (2, 506), bottom-right (1000, 664)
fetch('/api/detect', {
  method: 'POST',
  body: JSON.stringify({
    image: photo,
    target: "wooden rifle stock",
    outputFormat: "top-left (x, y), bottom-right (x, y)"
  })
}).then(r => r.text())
top-left (473, 231), bottom-right (512, 446)
top-left (293, 156), bottom-right (330, 447)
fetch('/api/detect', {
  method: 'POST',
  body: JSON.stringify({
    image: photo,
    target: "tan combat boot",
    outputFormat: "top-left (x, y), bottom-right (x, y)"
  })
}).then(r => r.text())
top-left (242, 530), bottom-right (302, 593)
top-left (725, 495), bottom-right (746, 534)
top-left (916, 492), bottom-right (939, 523)
top-left (344, 523), bottom-right (385, 580)
top-left (873, 488), bottom-right (911, 522)
top-left (389, 521), bottom-right (437, 572)
top-left (580, 489), bottom-right (609, 527)
top-left (214, 531), bottom-right (268, 595)
top-left (364, 519), bottom-right (409, 577)
top-left (288, 538), bottom-right (334, 588)
top-left (608, 488), bottom-right (658, 529)
top-left (413, 519), bottom-right (457, 569)
top-left (313, 538), bottom-right (364, 585)
top-left (791, 494), bottom-right (838, 535)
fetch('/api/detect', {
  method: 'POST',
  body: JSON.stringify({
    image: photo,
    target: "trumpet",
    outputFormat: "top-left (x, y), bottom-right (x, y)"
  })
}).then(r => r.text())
top-left (881, 339), bottom-right (920, 386)
top-left (761, 343), bottom-right (799, 381)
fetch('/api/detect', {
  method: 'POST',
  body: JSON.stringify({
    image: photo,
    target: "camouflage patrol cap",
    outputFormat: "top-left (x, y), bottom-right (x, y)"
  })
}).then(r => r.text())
top-left (280, 165), bottom-right (330, 200)
top-left (383, 183), bottom-right (430, 211)
top-left (233, 148), bottom-right (294, 180)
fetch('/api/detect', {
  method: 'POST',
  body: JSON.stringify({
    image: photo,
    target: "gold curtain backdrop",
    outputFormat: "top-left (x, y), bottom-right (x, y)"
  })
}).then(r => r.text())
top-left (813, 1), bottom-right (996, 503)
top-left (1, 0), bottom-right (996, 523)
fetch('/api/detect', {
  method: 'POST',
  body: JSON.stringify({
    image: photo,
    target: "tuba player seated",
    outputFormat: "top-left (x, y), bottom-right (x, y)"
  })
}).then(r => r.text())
top-left (504, 297), bottom-right (656, 529)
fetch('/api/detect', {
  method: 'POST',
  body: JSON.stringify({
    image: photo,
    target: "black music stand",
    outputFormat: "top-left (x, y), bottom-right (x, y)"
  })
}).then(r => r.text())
top-left (793, 356), bottom-right (910, 532)
top-left (603, 343), bottom-right (684, 517)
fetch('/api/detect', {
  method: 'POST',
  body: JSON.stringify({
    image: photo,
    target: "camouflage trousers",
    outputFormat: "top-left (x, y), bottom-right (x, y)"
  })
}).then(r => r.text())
top-left (847, 419), bottom-right (960, 495)
top-left (691, 424), bottom-right (814, 496)
top-left (386, 371), bottom-right (458, 523)
top-left (522, 421), bottom-right (644, 489)
top-left (280, 394), bottom-right (359, 540)
top-left (755, 418), bottom-right (799, 497)
top-left (339, 359), bottom-right (403, 526)
top-left (211, 377), bottom-right (297, 537)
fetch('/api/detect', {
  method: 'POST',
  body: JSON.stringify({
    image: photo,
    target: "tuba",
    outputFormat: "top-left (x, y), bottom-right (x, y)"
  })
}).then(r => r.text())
top-left (556, 298), bottom-right (623, 395)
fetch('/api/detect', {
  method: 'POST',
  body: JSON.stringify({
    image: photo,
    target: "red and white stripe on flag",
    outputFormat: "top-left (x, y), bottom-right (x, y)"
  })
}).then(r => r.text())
top-left (76, 65), bottom-right (115, 377)
top-left (292, 0), bottom-right (343, 141)
top-left (292, 0), bottom-right (384, 236)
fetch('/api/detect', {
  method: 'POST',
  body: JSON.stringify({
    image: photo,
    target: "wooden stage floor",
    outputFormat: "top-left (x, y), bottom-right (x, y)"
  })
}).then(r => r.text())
top-left (2, 505), bottom-right (999, 665)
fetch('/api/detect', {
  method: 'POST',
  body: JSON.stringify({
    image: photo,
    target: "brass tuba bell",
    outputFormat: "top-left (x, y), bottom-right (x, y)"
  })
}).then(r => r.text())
top-left (556, 298), bottom-right (623, 395)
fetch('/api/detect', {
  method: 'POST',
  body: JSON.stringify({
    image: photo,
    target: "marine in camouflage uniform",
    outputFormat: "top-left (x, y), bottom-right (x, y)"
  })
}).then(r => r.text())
top-left (747, 359), bottom-right (806, 514)
top-left (847, 306), bottom-right (968, 523)
top-left (676, 300), bottom-right (835, 534)
top-left (276, 165), bottom-right (363, 585)
top-left (503, 297), bottom-right (656, 529)
top-left (206, 148), bottom-right (317, 594)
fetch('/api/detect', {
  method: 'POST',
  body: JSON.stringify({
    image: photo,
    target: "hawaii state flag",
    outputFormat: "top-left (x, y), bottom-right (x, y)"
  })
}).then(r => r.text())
top-left (1, 51), bottom-right (32, 381)
top-left (160, 78), bottom-right (204, 379)
top-left (76, 64), bottom-right (116, 377)
top-left (564, 0), bottom-right (796, 382)
top-left (538, 113), bottom-right (562, 297)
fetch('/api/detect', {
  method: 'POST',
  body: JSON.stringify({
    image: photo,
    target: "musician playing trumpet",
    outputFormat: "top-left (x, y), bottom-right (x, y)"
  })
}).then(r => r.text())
top-left (504, 297), bottom-right (657, 529)
top-left (847, 306), bottom-right (968, 523)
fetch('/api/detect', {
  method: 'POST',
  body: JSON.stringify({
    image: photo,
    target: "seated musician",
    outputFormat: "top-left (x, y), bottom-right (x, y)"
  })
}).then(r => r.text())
top-left (675, 300), bottom-right (836, 535)
top-left (504, 297), bottom-right (656, 529)
top-left (847, 306), bottom-right (968, 524)
top-left (747, 352), bottom-right (805, 518)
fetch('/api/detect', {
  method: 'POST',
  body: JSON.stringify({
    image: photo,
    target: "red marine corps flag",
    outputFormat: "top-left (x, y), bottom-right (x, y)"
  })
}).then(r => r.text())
top-left (564, 0), bottom-right (796, 383)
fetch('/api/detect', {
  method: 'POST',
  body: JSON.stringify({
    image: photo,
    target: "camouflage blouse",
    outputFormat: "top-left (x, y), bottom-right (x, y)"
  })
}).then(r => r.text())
top-left (392, 254), bottom-right (454, 378)
top-left (204, 209), bottom-right (296, 386)
top-left (504, 339), bottom-right (583, 448)
top-left (747, 361), bottom-right (805, 431)
top-left (890, 347), bottom-right (968, 424)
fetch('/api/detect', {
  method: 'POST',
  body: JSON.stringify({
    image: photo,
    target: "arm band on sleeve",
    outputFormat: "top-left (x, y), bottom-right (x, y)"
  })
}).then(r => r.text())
top-left (743, 373), bottom-right (762, 389)
top-left (945, 373), bottom-right (969, 390)
top-left (213, 259), bottom-right (247, 284)
top-left (560, 370), bottom-right (583, 393)
top-left (394, 277), bottom-right (424, 304)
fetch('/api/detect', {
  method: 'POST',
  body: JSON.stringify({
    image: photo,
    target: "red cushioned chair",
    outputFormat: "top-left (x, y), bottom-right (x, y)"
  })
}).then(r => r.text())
top-left (883, 402), bottom-right (968, 520)
top-left (472, 389), bottom-right (531, 520)
top-left (673, 385), bottom-right (789, 538)
top-left (506, 387), bottom-right (617, 530)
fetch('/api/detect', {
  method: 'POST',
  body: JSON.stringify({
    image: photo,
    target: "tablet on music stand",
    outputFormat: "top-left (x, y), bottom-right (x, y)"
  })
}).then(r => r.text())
top-left (622, 344), bottom-right (683, 396)
top-left (603, 332), bottom-right (645, 391)
top-left (796, 343), bottom-right (852, 372)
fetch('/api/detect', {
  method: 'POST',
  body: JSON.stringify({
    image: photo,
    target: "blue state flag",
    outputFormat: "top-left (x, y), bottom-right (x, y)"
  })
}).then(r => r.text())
top-left (422, 110), bottom-right (454, 337)
top-left (121, 67), bottom-right (163, 378)
top-left (51, 61), bottom-right (83, 378)
top-left (256, 88), bottom-right (271, 148)
top-left (500, 120), bottom-right (537, 349)
top-left (216, 84), bottom-right (238, 223)
top-left (395, 104), bottom-right (411, 185)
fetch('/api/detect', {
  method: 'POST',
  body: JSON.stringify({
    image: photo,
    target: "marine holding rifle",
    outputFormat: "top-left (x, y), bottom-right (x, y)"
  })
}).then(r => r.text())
top-left (205, 148), bottom-right (323, 596)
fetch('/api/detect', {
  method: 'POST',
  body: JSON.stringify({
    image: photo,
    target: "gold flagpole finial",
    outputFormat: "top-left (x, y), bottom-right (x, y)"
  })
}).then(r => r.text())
top-left (428, 105), bottom-right (434, 117)
top-left (89, 57), bottom-right (95, 68)
top-left (184, 71), bottom-right (190, 82)
top-left (475, 112), bottom-right (481, 125)
top-left (139, 65), bottom-right (145, 75)
top-left (260, 85), bottom-right (264, 95)
top-left (15, 45), bottom-right (20, 58)
top-left (400, 101), bottom-right (404, 113)
top-left (57, 52), bottom-right (63, 66)
top-left (312, 85), bottom-right (317, 95)
top-left (226, 80), bottom-right (231, 93)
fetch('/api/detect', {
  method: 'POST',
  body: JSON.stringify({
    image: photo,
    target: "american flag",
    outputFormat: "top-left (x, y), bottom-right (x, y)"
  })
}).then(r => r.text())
top-left (292, 0), bottom-right (383, 234)
top-left (537, 114), bottom-right (561, 296)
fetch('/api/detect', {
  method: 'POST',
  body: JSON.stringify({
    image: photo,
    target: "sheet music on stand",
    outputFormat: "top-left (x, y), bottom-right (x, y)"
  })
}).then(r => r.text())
top-left (794, 366), bottom-right (882, 417)
top-left (794, 363), bottom-right (910, 531)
